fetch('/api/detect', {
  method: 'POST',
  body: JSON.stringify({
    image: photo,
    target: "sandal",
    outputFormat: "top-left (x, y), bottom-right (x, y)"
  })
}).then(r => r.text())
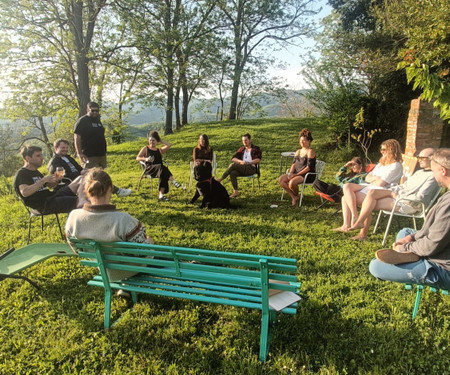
top-left (172, 181), bottom-right (181, 188)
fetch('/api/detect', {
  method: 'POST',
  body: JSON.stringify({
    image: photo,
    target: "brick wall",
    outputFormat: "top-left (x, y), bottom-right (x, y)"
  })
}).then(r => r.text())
top-left (405, 98), bottom-right (444, 156)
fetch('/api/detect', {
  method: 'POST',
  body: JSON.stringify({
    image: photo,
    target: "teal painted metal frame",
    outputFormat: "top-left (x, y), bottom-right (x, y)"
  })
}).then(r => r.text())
top-left (72, 238), bottom-right (301, 361)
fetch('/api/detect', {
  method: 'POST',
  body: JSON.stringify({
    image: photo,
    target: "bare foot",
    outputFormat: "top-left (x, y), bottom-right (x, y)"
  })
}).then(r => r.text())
top-left (350, 235), bottom-right (367, 241)
top-left (230, 191), bottom-right (240, 198)
top-left (332, 226), bottom-right (349, 232)
top-left (348, 223), bottom-right (364, 231)
top-left (291, 196), bottom-right (300, 207)
top-left (217, 178), bottom-right (224, 183)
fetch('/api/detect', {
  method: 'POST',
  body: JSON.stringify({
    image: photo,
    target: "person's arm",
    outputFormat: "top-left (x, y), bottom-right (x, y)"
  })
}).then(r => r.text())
top-left (136, 146), bottom-right (149, 162)
top-left (365, 173), bottom-right (388, 187)
top-left (396, 199), bottom-right (450, 256)
top-left (159, 140), bottom-right (172, 154)
top-left (18, 175), bottom-right (58, 197)
top-left (74, 134), bottom-right (87, 163)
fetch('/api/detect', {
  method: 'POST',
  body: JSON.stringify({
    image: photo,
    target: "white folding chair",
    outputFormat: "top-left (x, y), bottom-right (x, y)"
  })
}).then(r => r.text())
top-left (137, 161), bottom-right (169, 192)
top-left (188, 153), bottom-right (217, 192)
top-left (281, 160), bottom-right (326, 207)
top-left (239, 163), bottom-right (261, 192)
top-left (373, 187), bottom-right (442, 246)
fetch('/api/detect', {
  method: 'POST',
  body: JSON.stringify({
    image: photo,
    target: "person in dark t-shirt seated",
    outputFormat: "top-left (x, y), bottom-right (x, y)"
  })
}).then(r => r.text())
top-left (48, 138), bottom-right (86, 182)
top-left (14, 145), bottom-right (84, 214)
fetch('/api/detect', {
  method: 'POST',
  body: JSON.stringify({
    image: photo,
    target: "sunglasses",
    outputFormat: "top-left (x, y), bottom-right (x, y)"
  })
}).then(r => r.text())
top-left (417, 156), bottom-right (429, 160)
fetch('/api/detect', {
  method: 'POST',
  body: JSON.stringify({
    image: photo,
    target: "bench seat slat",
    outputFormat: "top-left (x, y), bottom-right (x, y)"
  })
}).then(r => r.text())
top-left (88, 278), bottom-right (298, 314)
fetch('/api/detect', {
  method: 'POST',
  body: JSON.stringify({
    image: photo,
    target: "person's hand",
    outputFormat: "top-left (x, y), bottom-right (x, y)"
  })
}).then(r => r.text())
top-left (145, 236), bottom-right (154, 244)
top-left (78, 153), bottom-right (87, 163)
top-left (392, 235), bottom-right (413, 250)
top-left (345, 161), bottom-right (354, 168)
top-left (80, 169), bottom-right (88, 175)
top-left (44, 174), bottom-right (59, 188)
top-left (146, 156), bottom-right (154, 163)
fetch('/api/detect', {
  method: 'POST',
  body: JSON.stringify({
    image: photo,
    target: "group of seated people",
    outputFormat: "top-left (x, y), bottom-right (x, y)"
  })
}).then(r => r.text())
top-left (13, 130), bottom-right (450, 296)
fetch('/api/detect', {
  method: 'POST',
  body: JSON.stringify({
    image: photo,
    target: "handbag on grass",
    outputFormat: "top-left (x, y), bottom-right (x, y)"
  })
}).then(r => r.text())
top-left (375, 249), bottom-right (420, 265)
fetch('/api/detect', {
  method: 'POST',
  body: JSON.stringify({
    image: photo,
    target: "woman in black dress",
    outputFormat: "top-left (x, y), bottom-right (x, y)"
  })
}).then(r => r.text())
top-left (136, 131), bottom-right (181, 201)
top-left (193, 134), bottom-right (213, 166)
top-left (278, 128), bottom-right (316, 207)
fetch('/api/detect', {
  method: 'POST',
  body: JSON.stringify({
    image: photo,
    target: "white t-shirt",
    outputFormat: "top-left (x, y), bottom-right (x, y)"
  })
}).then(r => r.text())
top-left (243, 150), bottom-right (253, 163)
top-left (359, 162), bottom-right (403, 195)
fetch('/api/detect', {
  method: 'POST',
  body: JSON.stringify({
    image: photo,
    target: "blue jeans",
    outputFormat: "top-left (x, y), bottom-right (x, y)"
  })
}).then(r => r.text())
top-left (369, 228), bottom-right (450, 290)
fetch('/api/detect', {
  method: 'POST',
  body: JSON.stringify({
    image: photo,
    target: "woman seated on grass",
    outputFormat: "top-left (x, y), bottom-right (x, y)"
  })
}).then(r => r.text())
top-left (278, 128), bottom-right (316, 207)
top-left (193, 134), bottom-right (213, 166)
top-left (136, 130), bottom-right (181, 202)
top-left (66, 168), bottom-right (153, 284)
top-left (313, 156), bottom-right (367, 203)
top-left (333, 139), bottom-right (403, 237)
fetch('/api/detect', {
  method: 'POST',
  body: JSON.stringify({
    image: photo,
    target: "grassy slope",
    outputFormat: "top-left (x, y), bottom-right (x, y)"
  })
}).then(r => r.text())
top-left (0, 118), bottom-right (448, 374)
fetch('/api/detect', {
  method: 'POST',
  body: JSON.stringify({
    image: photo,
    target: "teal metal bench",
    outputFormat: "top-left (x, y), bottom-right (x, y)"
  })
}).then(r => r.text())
top-left (70, 238), bottom-right (301, 361)
top-left (405, 283), bottom-right (449, 319)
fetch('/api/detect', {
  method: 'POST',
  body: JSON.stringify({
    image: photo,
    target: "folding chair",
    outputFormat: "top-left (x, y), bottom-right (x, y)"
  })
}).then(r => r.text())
top-left (17, 194), bottom-right (64, 244)
top-left (315, 191), bottom-right (341, 214)
top-left (373, 187), bottom-right (442, 246)
top-left (0, 243), bottom-right (75, 289)
top-left (188, 153), bottom-right (217, 192)
top-left (240, 163), bottom-right (260, 192)
top-left (137, 161), bottom-right (169, 192)
top-left (281, 160), bottom-right (326, 207)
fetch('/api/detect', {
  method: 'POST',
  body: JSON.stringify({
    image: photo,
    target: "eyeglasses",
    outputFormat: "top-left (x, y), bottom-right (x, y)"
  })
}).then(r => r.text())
top-left (380, 147), bottom-right (387, 152)
top-left (417, 156), bottom-right (429, 160)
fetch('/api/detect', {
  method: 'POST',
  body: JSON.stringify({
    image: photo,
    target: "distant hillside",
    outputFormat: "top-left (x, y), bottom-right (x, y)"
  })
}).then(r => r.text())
top-left (124, 89), bottom-right (313, 126)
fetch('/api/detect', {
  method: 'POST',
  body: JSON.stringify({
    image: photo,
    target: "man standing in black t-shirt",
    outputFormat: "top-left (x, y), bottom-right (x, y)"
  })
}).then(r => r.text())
top-left (73, 102), bottom-right (132, 196)
top-left (74, 102), bottom-right (107, 169)
top-left (14, 146), bottom-right (80, 214)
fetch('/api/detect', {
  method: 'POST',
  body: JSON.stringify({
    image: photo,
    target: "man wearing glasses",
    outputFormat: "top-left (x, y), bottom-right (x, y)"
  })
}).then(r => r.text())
top-left (348, 148), bottom-right (439, 240)
top-left (74, 102), bottom-right (131, 196)
top-left (370, 148), bottom-right (450, 291)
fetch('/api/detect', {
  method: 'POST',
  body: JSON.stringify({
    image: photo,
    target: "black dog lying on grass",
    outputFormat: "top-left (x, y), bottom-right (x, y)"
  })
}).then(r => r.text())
top-left (190, 162), bottom-right (230, 209)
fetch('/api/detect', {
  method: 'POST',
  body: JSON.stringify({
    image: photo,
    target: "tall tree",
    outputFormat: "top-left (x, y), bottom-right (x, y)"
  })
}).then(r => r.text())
top-left (376, 0), bottom-right (450, 120)
top-left (303, 1), bottom-right (417, 145)
top-left (217, 0), bottom-right (317, 120)
top-left (0, 0), bottom-right (109, 119)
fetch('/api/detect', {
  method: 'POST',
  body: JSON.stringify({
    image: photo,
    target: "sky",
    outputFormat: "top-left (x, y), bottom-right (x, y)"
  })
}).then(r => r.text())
top-left (268, 0), bottom-right (332, 89)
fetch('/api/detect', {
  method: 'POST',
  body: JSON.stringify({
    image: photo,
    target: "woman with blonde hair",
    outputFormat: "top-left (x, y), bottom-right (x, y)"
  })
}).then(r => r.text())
top-left (66, 168), bottom-right (153, 282)
top-left (333, 139), bottom-right (403, 237)
top-left (279, 128), bottom-right (316, 207)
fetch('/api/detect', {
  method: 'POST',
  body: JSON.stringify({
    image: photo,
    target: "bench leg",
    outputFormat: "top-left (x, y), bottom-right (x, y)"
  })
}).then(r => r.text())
top-left (411, 284), bottom-right (424, 320)
top-left (259, 310), bottom-right (277, 361)
top-left (104, 290), bottom-right (112, 329)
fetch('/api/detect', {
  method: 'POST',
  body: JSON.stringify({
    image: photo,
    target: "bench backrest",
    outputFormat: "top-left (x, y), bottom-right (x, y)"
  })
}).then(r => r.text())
top-left (71, 238), bottom-right (300, 311)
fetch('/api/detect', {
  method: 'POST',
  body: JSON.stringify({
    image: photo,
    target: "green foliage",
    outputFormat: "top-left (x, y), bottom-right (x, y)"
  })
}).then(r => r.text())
top-left (0, 119), bottom-right (448, 374)
top-left (351, 107), bottom-right (380, 163)
top-left (377, 0), bottom-right (450, 120)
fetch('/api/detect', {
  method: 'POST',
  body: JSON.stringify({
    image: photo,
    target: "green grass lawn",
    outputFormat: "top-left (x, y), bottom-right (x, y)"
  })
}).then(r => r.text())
top-left (0, 118), bottom-right (448, 374)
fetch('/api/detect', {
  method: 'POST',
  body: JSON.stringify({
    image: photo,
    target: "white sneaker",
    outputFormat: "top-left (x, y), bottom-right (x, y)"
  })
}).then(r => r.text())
top-left (116, 188), bottom-right (132, 197)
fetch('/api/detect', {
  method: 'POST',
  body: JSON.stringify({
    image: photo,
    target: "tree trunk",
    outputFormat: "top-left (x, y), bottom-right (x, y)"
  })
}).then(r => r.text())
top-left (175, 86), bottom-right (181, 130)
top-left (165, 67), bottom-right (174, 135)
top-left (181, 85), bottom-right (189, 126)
